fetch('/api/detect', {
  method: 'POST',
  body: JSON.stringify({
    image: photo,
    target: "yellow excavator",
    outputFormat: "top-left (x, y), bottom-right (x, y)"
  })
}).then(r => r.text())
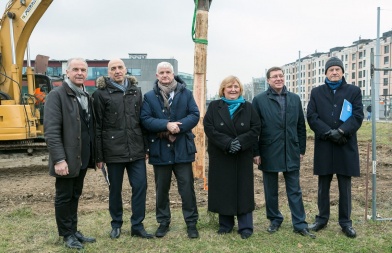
top-left (0, 0), bottom-right (54, 153)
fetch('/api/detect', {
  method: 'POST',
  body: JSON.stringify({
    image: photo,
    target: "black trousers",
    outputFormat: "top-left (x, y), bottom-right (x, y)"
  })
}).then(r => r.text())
top-left (219, 212), bottom-right (253, 233)
top-left (54, 168), bottom-right (87, 237)
top-left (263, 170), bottom-right (308, 231)
top-left (315, 174), bottom-right (352, 228)
top-left (153, 163), bottom-right (198, 226)
top-left (107, 159), bottom-right (147, 230)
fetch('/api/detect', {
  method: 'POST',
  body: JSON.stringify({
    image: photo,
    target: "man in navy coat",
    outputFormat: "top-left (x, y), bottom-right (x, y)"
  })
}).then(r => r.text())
top-left (307, 57), bottom-right (364, 238)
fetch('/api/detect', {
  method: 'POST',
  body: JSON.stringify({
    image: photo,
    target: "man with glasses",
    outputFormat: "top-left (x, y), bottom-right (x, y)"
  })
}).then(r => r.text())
top-left (44, 58), bottom-right (97, 249)
top-left (252, 66), bottom-right (315, 238)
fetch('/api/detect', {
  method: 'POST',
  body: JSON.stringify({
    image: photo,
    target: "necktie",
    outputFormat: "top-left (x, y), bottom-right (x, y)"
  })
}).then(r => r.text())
top-left (168, 95), bottom-right (173, 107)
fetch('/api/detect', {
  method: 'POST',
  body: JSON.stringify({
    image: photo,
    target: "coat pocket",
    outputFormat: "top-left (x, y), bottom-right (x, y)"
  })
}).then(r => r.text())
top-left (185, 132), bottom-right (197, 154)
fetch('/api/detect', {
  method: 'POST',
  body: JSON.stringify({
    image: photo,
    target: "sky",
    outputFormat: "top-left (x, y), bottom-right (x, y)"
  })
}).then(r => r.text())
top-left (2, 0), bottom-right (392, 97)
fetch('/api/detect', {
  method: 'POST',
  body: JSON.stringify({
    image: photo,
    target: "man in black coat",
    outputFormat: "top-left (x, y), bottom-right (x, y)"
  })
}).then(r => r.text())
top-left (44, 58), bottom-right (96, 250)
top-left (93, 59), bottom-right (152, 240)
top-left (307, 57), bottom-right (364, 238)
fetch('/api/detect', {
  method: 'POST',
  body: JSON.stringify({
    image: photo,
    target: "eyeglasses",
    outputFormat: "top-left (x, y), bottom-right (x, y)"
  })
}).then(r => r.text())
top-left (269, 74), bottom-right (284, 79)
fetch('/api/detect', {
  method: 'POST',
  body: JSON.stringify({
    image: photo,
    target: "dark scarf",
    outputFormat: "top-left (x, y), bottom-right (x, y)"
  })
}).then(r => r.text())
top-left (158, 80), bottom-right (178, 109)
top-left (325, 77), bottom-right (343, 90)
top-left (221, 96), bottom-right (245, 118)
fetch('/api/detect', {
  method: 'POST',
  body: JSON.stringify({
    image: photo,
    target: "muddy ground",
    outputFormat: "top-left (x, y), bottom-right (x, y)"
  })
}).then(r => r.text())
top-left (0, 140), bottom-right (391, 219)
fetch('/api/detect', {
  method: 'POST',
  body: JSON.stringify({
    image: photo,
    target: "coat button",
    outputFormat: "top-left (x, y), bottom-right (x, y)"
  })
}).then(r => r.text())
top-left (241, 123), bottom-right (244, 126)
top-left (167, 144), bottom-right (170, 147)
top-left (334, 104), bottom-right (337, 107)
top-left (151, 139), bottom-right (155, 142)
top-left (111, 136), bottom-right (114, 139)
top-left (220, 122), bottom-right (224, 126)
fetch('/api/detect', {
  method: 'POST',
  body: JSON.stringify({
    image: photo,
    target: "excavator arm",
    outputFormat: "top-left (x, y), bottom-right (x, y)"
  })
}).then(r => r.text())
top-left (0, 0), bottom-right (52, 103)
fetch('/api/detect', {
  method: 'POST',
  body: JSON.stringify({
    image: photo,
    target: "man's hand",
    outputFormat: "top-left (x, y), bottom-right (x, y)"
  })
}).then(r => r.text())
top-left (253, 156), bottom-right (261, 165)
top-left (321, 130), bottom-right (332, 140)
top-left (54, 160), bottom-right (69, 176)
top-left (328, 129), bottom-right (347, 145)
top-left (167, 122), bottom-right (182, 134)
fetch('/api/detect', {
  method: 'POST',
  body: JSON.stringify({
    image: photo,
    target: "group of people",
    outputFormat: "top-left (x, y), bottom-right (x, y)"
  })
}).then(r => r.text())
top-left (44, 56), bottom-right (363, 249)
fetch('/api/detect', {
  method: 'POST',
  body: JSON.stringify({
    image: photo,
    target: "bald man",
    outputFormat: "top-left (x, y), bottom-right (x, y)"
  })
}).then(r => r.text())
top-left (93, 59), bottom-right (153, 239)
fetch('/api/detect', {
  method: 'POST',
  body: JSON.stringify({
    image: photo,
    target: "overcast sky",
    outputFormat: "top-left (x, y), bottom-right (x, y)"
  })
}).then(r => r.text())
top-left (3, 0), bottom-right (392, 97)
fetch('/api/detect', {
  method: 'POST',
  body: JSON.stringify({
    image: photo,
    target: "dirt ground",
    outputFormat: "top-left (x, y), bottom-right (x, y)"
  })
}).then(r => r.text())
top-left (0, 139), bottom-right (391, 218)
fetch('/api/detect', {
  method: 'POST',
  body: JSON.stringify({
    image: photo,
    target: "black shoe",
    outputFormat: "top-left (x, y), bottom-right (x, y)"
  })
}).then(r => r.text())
top-left (74, 231), bottom-right (96, 243)
top-left (217, 227), bottom-right (233, 235)
top-left (342, 226), bottom-right (356, 238)
top-left (267, 224), bottom-right (280, 234)
top-left (308, 222), bottom-right (327, 232)
top-left (155, 224), bottom-right (170, 238)
top-left (63, 235), bottom-right (83, 249)
top-left (187, 225), bottom-right (199, 239)
top-left (131, 228), bottom-right (154, 239)
top-left (294, 228), bottom-right (316, 239)
top-left (240, 231), bottom-right (252, 239)
top-left (110, 228), bottom-right (121, 239)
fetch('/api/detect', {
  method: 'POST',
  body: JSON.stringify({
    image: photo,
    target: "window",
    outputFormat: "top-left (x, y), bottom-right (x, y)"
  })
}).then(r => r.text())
top-left (383, 89), bottom-right (388, 95)
top-left (359, 62), bottom-right (363, 69)
top-left (384, 78), bottom-right (388, 86)
top-left (358, 80), bottom-right (362, 87)
top-left (359, 71), bottom-right (362, 78)
top-left (363, 70), bottom-right (366, 78)
top-left (352, 72), bottom-right (356, 79)
top-left (127, 68), bottom-right (141, 76)
top-left (384, 56), bottom-right (389, 65)
top-left (363, 60), bottom-right (366, 67)
top-left (363, 50), bottom-right (366, 57)
top-left (385, 45), bottom-right (390, 54)
top-left (352, 54), bottom-right (356, 60)
top-left (87, 67), bottom-right (108, 80)
top-left (352, 63), bottom-right (356, 69)
top-left (385, 70), bottom-right (389, 75)
top-left (359, 52), bottom-right (363, 59)
top-left (46, 67), bottom-right (62, 76)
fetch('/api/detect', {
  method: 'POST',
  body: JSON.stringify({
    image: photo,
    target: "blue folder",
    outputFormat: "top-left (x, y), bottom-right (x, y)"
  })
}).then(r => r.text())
top-left (340, 99), bottom-right (352, 122)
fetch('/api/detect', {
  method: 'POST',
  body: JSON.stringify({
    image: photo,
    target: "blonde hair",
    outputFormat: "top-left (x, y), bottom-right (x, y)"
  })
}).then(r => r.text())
top-left (218, 75), bottom-right (244, 97)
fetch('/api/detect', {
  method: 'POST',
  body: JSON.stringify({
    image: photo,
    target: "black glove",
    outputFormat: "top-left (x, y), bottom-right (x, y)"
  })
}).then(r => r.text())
top-left (338, 136), bottom-right (347, 145)
top-left (229, 139), bottom-right (241, 154)
top-left (328, 129), bottom-right (342, 142)
top-left (320, 130), bottom-right (332, 140)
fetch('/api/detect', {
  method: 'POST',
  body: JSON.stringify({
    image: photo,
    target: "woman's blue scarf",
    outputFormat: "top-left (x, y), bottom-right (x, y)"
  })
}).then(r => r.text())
top-left (325, 77), bottom-right (343, 90)
top-left (221, 96), bottom-right (245, 118)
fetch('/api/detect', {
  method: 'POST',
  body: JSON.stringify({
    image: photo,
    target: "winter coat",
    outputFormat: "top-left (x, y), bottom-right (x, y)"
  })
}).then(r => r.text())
top-left (92, 76), bottom-right (146, 163)
top-left (44, 81), bottom-right (96, 178)
top-left (140, 77), bottom-right (199, 165)
top-left (307, 77), bottom-right (364, 177)
top-left (203, 100), bottom-right (261, 215)
top-left (252, 87), bottom-right (306, 172)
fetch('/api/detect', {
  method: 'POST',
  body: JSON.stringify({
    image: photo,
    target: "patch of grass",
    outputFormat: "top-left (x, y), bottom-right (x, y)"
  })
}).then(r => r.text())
top-left (1, 206), bottom-right (392, 252)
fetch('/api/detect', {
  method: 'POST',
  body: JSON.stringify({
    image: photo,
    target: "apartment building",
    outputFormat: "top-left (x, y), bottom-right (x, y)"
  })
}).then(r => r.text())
top-left (282, 30), bottom-right (392, 115)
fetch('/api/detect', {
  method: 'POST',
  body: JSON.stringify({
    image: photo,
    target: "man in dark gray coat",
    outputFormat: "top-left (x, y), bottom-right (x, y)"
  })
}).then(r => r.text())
top-left (44, 58), bottom-right (96, 250)
top-left (307, 57), bottom-right (364, 238)
top-left (252, 66), bottom-right (315, 239)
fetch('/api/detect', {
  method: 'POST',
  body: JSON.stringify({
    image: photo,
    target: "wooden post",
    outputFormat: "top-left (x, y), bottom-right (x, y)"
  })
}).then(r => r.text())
top-left (192, 0), bottom-right (211, 186)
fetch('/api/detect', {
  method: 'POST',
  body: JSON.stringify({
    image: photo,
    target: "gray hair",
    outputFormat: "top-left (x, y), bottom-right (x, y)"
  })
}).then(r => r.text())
top-left (66, 57), bottom-right (88, 70)
top-left (156, 62), bottom-right (173, 73)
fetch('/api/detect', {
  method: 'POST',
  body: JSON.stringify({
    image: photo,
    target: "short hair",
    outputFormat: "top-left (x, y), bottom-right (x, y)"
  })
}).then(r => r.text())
top-left (156, 62), bottom-right (174, 74)
top-left (66, 57), bottom-right (88, 70)
top-left (218, 75), bottom-right (244, 97)
top-left (266, 66), bottom-right (283, 79)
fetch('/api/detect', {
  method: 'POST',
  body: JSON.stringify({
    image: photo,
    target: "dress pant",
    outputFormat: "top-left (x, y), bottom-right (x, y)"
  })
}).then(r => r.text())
top-left (153, 163), bottom-right (198, 226)
top-left (55, 168), bottom-right (87, 237)
top-left (219, 212), bottom-right (253, 233)
top-left (107, 159), bottom-right (147, 230)
top-left (263, 170), bottom-right (307, 231)
top-left (315, 174), bottom-right (352, 228)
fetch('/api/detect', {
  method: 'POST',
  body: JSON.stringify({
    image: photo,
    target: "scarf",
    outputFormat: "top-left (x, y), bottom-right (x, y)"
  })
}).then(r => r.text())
top-left (158, 79), bottom-right (178, 109)
top-left (221, 96), bottom-right (245, 118)
top-left (109, 78), bottom-right (128, 93)
top-left (65, 79), bottom-right (88, 112)
top-left (325, 77), bottom-right (343, 91)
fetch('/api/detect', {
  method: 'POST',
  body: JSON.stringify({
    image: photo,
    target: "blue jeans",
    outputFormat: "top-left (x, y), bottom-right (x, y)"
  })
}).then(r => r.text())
top-left (107, 159), bottom-right (147, 230)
